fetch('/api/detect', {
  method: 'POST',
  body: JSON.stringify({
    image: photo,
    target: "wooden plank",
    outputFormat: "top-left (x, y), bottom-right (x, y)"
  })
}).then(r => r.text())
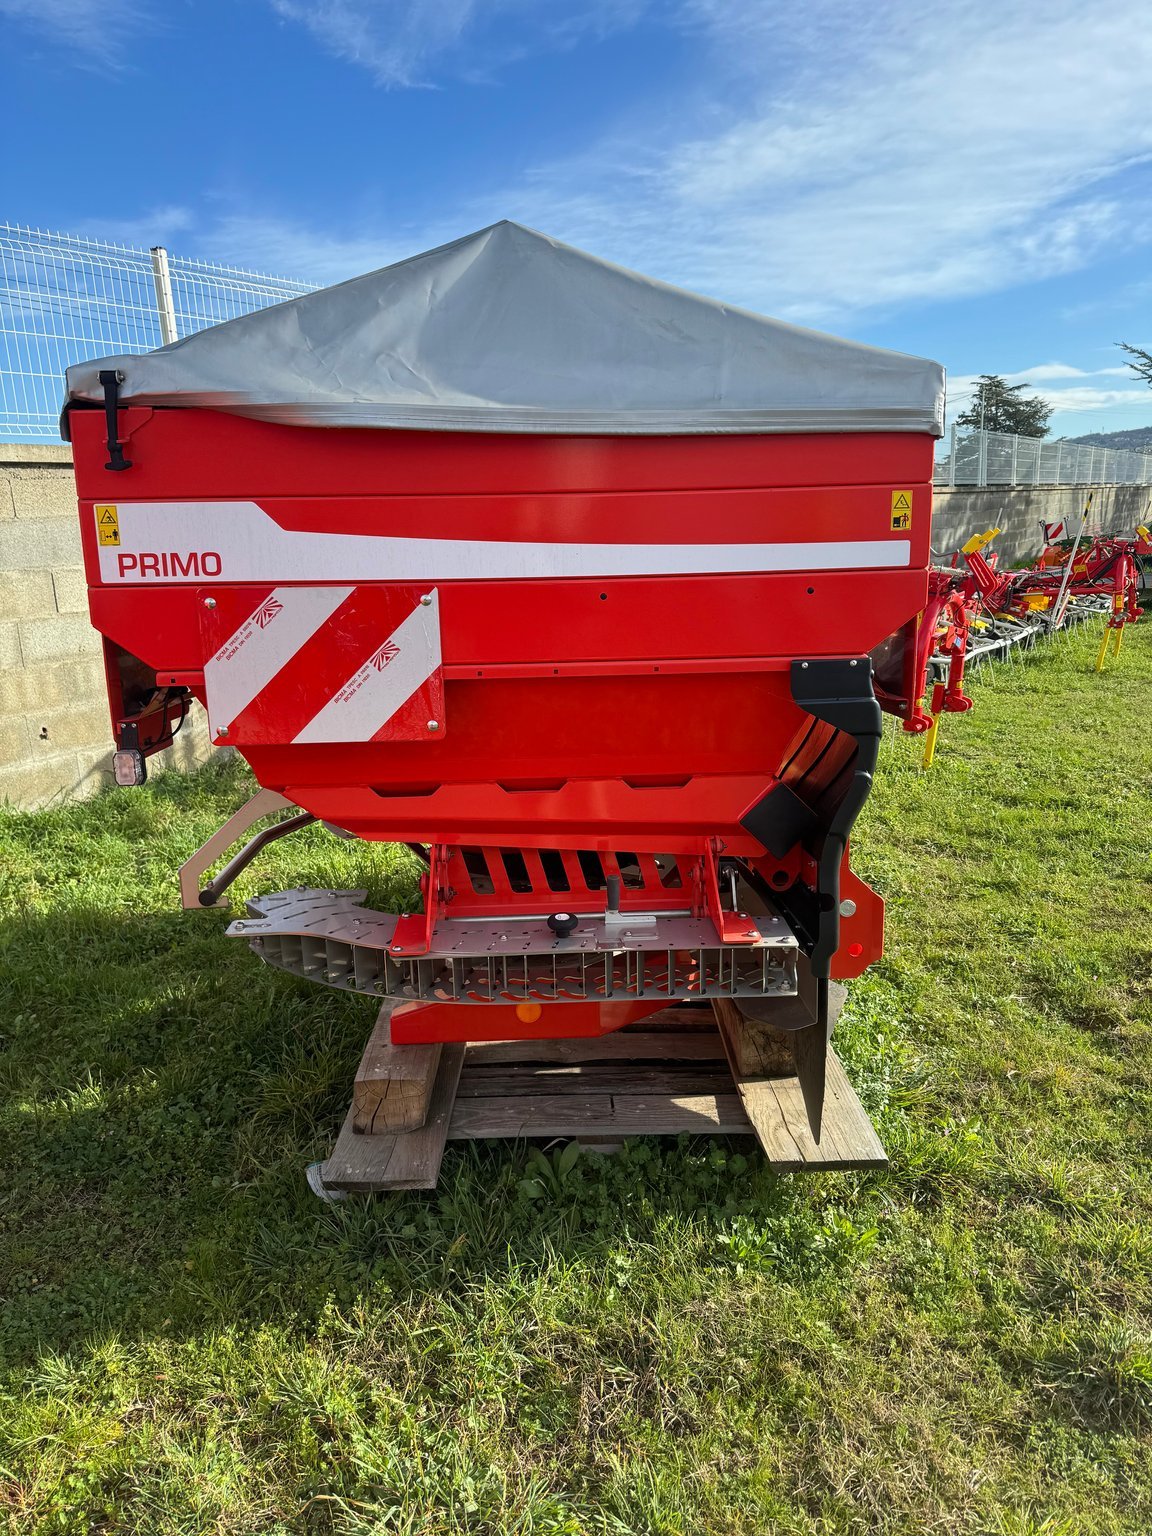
top-left (605, 1094), bottom-right (752, 1136)
top-left (621, 1005), bottom-right (717, 1032)
top-left (731, 1081), bottom-right (807, 1167)
top-left (462, 1031), bottom-right (727, 1066)
top-left (323, 1044), bottom-right (466, 1191)
top-left (455, 1064), bottom-right (734, 1098)
top-left (321, 1007), bottom-right (883, 1188)
top-left (709, 989), bottom-right (885, 1170)
top-left (352, 1004), bottom-right (442, 1135)
top-left (764, 1056), bottom-right (886, 1170)
top-left (767, 1074), bottom-right (841, 1166)
top-left (711, 996), bottom-right (796, 1077)
top-left (447, 1090), bottom-right (752, 1140)
top-left (449, 1093), bottom-right (619, 1138)
top-left (819, 1056), bottom-right (888, 1166)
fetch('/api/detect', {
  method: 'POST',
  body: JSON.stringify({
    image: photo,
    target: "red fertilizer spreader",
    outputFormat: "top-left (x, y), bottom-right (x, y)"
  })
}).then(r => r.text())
top-left (64, 223), bottom-right (944, 1136)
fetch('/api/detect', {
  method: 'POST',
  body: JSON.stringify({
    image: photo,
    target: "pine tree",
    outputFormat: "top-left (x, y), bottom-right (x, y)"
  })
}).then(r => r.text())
top-left (1118, 342), bottom-right (1152, 385)
top-left (955, 375), bottom-right (1052, 437)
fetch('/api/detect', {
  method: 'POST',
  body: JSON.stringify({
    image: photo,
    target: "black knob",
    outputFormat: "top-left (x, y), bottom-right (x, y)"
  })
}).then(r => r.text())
top-left (547, 911), bottom-right (579, 938)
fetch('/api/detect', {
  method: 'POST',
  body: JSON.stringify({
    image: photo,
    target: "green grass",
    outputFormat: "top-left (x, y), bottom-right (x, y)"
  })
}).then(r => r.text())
top-left (1, 619), bottom-right (1150, 1535)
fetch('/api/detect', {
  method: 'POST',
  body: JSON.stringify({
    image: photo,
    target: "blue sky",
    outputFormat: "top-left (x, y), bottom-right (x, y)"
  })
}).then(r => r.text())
top-left (4, 0), bottom-right (1152, 437)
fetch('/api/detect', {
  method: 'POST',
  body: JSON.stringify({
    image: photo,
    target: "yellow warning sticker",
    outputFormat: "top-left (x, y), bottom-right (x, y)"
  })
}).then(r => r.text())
top-left (95, 504), bottom-right (120, 547)
top-left (890, 490), bottom-right (913, 531)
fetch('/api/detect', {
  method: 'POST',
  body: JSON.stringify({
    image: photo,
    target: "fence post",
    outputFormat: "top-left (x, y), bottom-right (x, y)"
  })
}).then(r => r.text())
top-left (977, 427), bottom-right (988, 488)
top-left (948, 423), bottom-right (957, 487)
top-left (1010, 433), bottom-right (1019, 486)
top-left (150, 246), bottom-right (178, 346)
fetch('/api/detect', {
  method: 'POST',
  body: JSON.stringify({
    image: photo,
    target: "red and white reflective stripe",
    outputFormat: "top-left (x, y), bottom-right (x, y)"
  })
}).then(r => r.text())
top-left (204, 584), bottom-right (352, 738)
top-left (294, 593), bottom-right (441, 743)
top-left (96, 500), bottom-right (912, 583)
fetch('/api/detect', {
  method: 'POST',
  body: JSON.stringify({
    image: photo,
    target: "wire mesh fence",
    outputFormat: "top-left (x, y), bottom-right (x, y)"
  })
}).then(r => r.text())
top-left (0, 223), bottom-right (315, 441)
top-left (934, 425), bottom-right (1152, 487)
top-left (6, 220), bottom-right (1152, 478)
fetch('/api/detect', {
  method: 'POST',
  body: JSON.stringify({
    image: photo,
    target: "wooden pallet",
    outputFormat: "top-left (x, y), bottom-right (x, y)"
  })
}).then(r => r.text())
top-left (319, 1004), bottom-right (886, 1194)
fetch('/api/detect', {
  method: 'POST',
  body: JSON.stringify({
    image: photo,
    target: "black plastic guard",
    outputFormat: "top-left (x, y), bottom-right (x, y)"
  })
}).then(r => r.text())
top-left (788, 657), bottom-right (882, 978)
top-left (737, 657), bottom-right (882, 1141)
top-left (742, 657), bottom-right (881, 979)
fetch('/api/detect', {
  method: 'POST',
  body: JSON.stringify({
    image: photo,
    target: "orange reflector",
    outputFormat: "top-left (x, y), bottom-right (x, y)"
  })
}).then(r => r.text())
top-left (515, 1003), bottom-right (543, 1024)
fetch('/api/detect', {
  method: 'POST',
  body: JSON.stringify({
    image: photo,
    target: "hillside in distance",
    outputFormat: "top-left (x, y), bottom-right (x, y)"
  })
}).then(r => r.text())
top-left (1063, 425), bottom-right (1152, 452)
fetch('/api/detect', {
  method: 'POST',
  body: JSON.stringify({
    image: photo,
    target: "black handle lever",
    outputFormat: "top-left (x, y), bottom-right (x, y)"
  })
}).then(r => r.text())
top-left (99, 369), bottom-right (132, 471)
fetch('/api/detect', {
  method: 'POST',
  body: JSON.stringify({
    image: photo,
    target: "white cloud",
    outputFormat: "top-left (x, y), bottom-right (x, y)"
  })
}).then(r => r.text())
top-left (1007, 365), bottom-right (1131, 384)
top-left (477, 0), bottom-right (1152, 324)
top-left (0, 0), bottom-right (145, 62)
top-left (948, 367), bottom-right (1151, 420)
top-left (265, 0), bottom-right (647, 88)
top-left (193, 213), bottom-right (407, 282)
top-left (1044, 388), bottom-right (1150, 415)
top-left (78, 0), bottom-right (1152, 340)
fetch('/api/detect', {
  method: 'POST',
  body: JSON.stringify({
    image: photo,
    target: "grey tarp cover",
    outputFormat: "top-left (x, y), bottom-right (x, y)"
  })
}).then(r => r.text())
top-left (64, 222), bottom-right (945, 437)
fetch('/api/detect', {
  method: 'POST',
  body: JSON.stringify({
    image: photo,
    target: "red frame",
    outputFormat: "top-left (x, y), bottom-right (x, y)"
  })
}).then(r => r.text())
top-left (70, 405), bottom-right (937, 1002)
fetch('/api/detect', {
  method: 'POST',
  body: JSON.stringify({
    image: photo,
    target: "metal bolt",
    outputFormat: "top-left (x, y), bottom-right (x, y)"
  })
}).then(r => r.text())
top-left (849, 659), bottom-right (858, 667)
top-left (839, 898), bottom-right (857, 917)
top-left (217, 725), bottom-right (229, 738)
top-left (427, 719), bottom-right (440, 732)
top-left (203, 597), bottom-right (216, 609)
top-left (801, 661), bottom-right (809, 668)
top-left (745, 929), bottom-right (758, 938)
top-left (420, 593), bottom-right (433, 606)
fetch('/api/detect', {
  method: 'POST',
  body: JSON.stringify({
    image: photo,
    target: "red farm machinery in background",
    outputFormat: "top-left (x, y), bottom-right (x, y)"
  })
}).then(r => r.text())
top-left (899, 498), bottom-right (1150, 765)
top-left (64, 222), bottom-right (947, 1140)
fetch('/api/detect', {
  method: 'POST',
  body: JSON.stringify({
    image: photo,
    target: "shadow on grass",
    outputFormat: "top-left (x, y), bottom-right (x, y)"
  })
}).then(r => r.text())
top-left (0, 901), bottom-right (891, 1370)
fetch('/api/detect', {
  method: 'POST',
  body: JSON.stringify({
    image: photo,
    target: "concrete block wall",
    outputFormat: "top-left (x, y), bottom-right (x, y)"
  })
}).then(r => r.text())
top-left (0, 443), bottom-right (214, 809)
top-left (930, 482), bottom-right (1148, 566)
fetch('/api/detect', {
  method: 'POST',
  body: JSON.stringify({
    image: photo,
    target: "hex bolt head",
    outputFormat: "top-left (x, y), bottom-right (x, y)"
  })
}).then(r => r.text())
top-left (849, 659), bottom-right (858, 667)
top-left (839, 898), bottom-right (857, 917)
top-left (427, 719), bottom-right (440, 732)
top-left (203, 597), bottom-right (217, 609)
top-left (419, 593), bottom-right (433, 606)
top-left (217, 725), bottom-right (229, 737)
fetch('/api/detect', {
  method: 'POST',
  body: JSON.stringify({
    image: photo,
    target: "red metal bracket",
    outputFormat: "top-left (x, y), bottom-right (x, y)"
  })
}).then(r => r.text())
top-left (694, 837), bottom-right (757, 946)
top-left (388, 843), bottom-right (451, 957)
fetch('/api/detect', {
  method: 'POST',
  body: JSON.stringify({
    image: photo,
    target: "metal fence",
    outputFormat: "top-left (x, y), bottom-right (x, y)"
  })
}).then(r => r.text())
top-left (935, 425), bottom-right (1152, 487)
top-left (0, 223), bottom-right (315, 441)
